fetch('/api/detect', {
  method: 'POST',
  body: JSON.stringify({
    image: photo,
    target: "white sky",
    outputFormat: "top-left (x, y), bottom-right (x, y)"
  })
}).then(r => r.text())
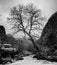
top-left (0, 0), bottom-right (57, 36)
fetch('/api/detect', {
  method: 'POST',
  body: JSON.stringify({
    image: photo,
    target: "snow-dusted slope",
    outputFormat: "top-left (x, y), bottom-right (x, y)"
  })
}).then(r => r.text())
top-left (7, 55), bottom-right (57, 65)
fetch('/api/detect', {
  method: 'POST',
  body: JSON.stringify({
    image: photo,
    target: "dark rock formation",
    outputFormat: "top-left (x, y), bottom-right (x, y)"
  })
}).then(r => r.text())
top-left (0, 25), bottom-right (6, 44)
top-left (0, 25), bottom-right (6, 35)
top-left (34, 12), bottom-right (57, 62)
top-left (39, 12), bottom-right (57, 47)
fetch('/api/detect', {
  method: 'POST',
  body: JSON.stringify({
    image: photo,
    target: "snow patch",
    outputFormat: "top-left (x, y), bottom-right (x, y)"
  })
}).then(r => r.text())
top-left (7, 55), bottom-right (57, 65)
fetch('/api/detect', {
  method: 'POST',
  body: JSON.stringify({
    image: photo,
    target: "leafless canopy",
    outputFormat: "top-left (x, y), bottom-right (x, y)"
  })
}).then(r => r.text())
top-left (7, 3), bottom-right (45, 39)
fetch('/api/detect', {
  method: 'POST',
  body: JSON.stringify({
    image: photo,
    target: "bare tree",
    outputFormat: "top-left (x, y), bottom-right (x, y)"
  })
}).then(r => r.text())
top-left (7, 4), bottom-right (45, 50)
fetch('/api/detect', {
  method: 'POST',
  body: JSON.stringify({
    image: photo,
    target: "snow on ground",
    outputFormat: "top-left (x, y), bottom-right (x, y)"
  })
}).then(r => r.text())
top-left (7, 55), bottom-right (57, 65)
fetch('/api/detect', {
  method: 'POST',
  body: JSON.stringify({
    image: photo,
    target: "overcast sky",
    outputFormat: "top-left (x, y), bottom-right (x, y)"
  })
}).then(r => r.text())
top-left (0, 0), bottom-right (57, 35)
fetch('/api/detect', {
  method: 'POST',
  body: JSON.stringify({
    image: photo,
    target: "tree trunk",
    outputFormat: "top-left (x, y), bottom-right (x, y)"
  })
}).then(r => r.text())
top-left (24, 31), bottom-right (39, 52)
top-left (28, 35), bottom-right (39, 51)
